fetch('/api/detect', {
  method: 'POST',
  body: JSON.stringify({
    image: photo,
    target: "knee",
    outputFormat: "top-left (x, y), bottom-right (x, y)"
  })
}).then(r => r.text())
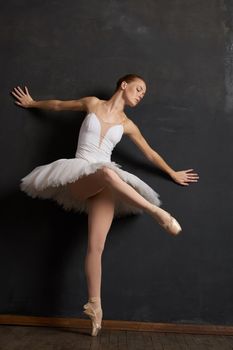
top-left (87, 241), bottom-right (105, 255)
top-left (100, 166), bottom-right (120, 185)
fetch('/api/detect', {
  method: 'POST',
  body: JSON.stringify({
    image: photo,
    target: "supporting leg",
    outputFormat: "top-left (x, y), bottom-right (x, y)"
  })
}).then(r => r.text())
top-left (85, 187), bottom-right (115, 299)
top-left (83, 187), bottom-right (115, 335)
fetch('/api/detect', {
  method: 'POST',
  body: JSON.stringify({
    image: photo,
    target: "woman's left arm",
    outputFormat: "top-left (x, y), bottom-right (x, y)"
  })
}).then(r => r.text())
top-left (124, 118), bottom-right (199, 186)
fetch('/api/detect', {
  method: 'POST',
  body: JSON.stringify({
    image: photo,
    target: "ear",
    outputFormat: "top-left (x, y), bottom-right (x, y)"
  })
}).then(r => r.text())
top-left (121, 81), bottom-right (127, 90)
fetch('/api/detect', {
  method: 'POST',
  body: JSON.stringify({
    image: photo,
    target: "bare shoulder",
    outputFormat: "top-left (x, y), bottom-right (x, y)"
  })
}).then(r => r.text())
top-left (81, 96), bottom-right (100, 111)
top-left (122, 115), bottom-right (142, 137)
top-left (122, 115), bottom-right (154, 158)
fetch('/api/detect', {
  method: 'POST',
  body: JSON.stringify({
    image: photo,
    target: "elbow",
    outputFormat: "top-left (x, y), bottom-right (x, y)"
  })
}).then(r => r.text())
top-left (142, 150), bottom-right (154, 162)
top-left (146, 150), bottom-right (158, 162)
top-left (147, 154), bottom-right (154, 162)
top-left (53, 100), bottom-right (61, 111)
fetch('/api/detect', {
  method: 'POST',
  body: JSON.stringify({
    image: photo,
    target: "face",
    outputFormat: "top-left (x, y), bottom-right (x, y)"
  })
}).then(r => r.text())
top-left (121, 79), bottom-right (146, 107)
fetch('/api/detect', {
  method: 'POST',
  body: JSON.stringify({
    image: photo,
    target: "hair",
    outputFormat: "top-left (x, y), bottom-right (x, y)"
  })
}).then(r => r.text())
top-left (115, 74), bottom-right (145, 92)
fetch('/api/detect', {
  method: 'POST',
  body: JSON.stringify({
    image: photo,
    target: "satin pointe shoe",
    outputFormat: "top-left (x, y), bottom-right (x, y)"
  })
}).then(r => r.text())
top-left (83, 297), bottom-right (103, 336)
top-left (151, 207), bottom-right (182, 236)
top-left (159, 213), bottom-right (182, 236)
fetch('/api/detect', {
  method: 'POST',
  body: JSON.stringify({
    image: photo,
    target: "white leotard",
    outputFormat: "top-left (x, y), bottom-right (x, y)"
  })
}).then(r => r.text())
top-left (75, 112), bottom-right (124, 162)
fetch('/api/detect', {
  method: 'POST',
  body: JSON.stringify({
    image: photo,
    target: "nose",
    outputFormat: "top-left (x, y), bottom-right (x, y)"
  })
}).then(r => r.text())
top-left (138, 94), bottom-right (143, 101)
top-left (139, 91), bottom-right (145, 99)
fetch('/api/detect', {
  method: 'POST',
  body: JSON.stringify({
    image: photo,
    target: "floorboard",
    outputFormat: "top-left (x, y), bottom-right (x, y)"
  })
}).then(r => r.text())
top-left (0, 325), bottom-right (233, 350)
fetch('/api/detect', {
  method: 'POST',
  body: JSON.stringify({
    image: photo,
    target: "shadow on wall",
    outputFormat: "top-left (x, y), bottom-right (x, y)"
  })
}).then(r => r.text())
top-left (0, 190), bottom-right (88, 317)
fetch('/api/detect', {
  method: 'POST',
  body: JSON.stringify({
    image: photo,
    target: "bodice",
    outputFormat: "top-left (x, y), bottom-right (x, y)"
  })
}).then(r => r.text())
top-left (75, 112), bottom-right (124, 162)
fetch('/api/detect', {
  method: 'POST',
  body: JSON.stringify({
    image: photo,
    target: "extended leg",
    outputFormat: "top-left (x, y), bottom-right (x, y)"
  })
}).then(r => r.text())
top-left (101, 167), bottom-right (182, 235)
top-left (68, 166), bottom-right (181, 235)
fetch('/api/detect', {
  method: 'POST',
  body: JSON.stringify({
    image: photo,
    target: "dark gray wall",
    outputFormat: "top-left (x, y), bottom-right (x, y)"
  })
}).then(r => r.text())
top-left (1, 0), bottom-right (233, 325)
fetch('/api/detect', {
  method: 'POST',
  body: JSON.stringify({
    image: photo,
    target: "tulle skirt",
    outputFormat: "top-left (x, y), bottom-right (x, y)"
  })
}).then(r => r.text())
top-left (20, 157), bottom-right (161, 218)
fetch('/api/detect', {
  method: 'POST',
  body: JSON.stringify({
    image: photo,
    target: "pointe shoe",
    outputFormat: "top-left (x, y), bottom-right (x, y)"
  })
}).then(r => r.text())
top-left (158, 213), bottom-right (182, 236)
top-left (83, 298), bottom-right (103, 336)
top-left (153, 210), bottom-right (182, 236)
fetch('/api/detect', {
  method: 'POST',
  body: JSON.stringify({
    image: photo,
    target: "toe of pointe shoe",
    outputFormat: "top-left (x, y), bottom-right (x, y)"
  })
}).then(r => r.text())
top-left (91, 325), bottom-right (102, 336)
top-left (161, 215), bottom-right (182, 236)
top-left (83, 302), bottom-right (102, 336)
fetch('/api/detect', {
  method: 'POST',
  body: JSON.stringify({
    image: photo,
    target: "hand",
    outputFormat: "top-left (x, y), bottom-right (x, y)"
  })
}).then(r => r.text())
top-left (170, 169), bottom-right (199, 186)
top-left (11, 86), bottom-right (34, 108)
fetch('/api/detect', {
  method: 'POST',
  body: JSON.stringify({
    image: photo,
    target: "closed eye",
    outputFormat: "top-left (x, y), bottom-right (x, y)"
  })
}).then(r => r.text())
top-left (137, 86), bottom-right (145, 95)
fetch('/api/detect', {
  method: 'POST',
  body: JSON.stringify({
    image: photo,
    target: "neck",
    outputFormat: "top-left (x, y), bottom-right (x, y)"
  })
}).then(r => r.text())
top-left (104, 90), bottom-right (126, 113)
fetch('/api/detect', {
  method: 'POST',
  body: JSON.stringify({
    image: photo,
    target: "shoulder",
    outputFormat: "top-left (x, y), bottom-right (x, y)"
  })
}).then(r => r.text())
top-left (121, 115), bottom-right (154, 157)
top-left (81, 96), bottom-right (100, 111)
top-left (122, 115), bottom-right (142, 138)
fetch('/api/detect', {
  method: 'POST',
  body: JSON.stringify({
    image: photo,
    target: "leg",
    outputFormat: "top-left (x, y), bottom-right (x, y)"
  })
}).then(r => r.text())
top-left (67, 166), bottom-right (157, 214)
top-left (85, 186), bottom-right (115, 299)
top-left (66, 169), bottom-right (107, 201)
top-left (67, 166), bottom-right (181, 234)
top-left (83, 187), bottom-right (115, 336)
top-left (101, 168), bottom-right (181, 233)
top-left (99, 167), bottom-right (182, 235)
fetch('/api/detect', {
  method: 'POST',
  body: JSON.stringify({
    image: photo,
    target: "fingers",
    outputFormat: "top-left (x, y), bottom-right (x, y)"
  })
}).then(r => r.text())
top-left (11, 86), bottom-right (31, 108)
top-left (181, 182), bottom-right (189, 186)
top-left (174, 170), bottom-right (199, 186)
top-left (15, 101), bottom-right (23, 106)
top-left (184, 174), bottom-right (199, 182)
top-left (184, 169), bottom-right (198, 175)
top-left (11, 90), bottom-right (20, 99)
top-left (17, 86), bottom-right (25, 95)
top-left (186, 175), bottom-right (199, 180)
top-left (11, 87), bottom-right (25, 98)
top-left (176, 176), bottom-right (198, 186)
top-left (186, 178), bottom-right (199, 182)
top-left (11, 85), bottom-right (27, 97)
top-left (184, 169), bottom-right (199, 181)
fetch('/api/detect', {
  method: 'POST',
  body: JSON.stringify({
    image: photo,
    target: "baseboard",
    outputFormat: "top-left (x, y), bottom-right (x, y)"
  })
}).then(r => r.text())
top-left (0, 315), bottom-right (233, 335)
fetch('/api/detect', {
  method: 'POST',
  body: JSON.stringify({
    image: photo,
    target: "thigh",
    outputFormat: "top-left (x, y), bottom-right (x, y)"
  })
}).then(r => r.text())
top-left (66, 168), bottom-right (107, 201)
top-left (87, 187), bottom-right (115, 250)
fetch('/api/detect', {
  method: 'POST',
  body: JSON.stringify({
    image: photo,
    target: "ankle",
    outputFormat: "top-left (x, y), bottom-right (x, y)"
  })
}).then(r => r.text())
top-left (89, 296), bottom-right (101, 302)
top-left (88, 296), bottom-right (102, 308)
top-left (146, 204), bottom-right (159, 216)
top-left (147, 204), bottom-right (161, 219)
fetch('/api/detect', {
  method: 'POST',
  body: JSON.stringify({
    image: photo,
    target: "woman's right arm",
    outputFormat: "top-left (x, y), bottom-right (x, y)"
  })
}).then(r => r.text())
top-left (11, 86), bottom-right (96, 111)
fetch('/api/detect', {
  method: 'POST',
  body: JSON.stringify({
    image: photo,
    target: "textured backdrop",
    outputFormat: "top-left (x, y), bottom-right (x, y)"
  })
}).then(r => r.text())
top-left (0, 0), bottom-right (232, 325)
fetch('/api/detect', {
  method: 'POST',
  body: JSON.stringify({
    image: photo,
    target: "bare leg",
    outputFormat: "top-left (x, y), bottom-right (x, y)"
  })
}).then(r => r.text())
top-left (85, 187), bottom-right (115, 299)
top-left (83, 187), bottom-right (115, 335)
top-left (67, 167), bottom-right (181, 232)
top-left (68, 167), bottom-right (164, 220)
top-left (101, 168), bottom-right (179, 228)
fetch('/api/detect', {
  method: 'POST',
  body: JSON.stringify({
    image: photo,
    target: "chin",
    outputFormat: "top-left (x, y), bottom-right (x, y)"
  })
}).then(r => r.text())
top-left (128, 100), bottom-right (137, 107)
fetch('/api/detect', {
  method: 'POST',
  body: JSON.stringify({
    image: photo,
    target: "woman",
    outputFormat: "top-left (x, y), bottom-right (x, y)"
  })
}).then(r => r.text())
top-left (11, 74), bottom-right (199, 336)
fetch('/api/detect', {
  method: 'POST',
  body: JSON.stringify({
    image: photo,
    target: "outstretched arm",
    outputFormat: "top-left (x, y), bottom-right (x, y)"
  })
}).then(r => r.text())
top-left (124, 118), bottom-right (199, 186)
top-left (11, 86), bottom-right (96, 111)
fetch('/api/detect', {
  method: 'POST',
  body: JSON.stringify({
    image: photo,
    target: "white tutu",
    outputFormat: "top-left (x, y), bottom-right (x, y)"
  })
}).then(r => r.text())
top-left (20, 112), bottom-right (161, 218)
top-left (20, 158), bottom-right (161, 218)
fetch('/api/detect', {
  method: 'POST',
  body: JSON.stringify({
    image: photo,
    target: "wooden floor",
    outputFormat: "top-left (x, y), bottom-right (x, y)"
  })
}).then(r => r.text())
top-left (0, 325), bottom-right (233, 350)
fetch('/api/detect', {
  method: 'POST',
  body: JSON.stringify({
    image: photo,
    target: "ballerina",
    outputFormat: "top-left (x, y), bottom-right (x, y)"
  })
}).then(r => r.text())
top-left (11, 73), bottom-right (199, 336)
